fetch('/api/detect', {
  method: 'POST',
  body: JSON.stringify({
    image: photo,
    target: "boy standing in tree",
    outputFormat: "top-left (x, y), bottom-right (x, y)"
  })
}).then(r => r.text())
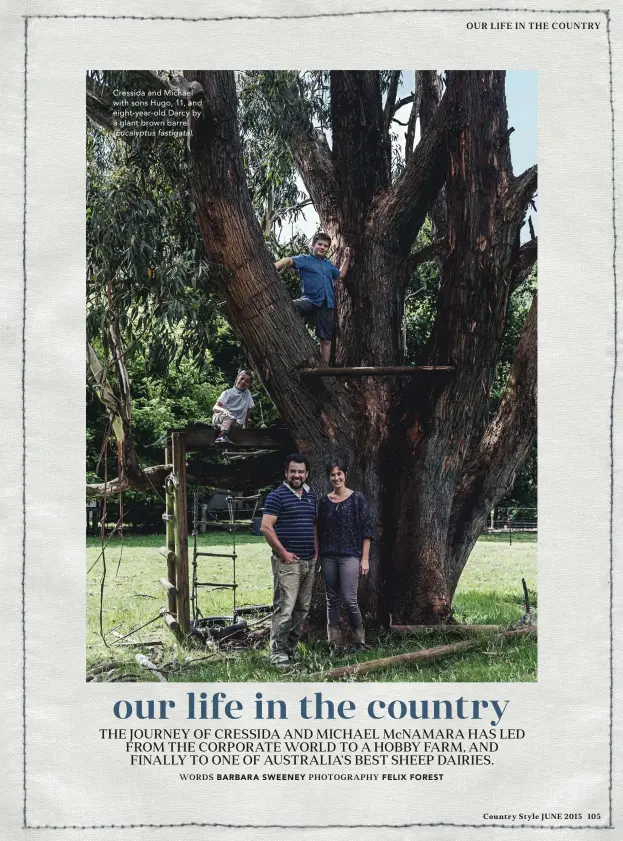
top-left (212, 370), bottom-right (254, 445)
top-left (275, 232), bottom-right (351, 363)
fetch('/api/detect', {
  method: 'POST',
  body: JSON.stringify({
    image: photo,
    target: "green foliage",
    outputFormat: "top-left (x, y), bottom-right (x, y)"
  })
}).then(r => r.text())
top-left (403, 218), bottom-right (440, 361)
top-left (87, 122), bottom-right (218, 376)
top-left (238, 72), bottom-right (308, 236)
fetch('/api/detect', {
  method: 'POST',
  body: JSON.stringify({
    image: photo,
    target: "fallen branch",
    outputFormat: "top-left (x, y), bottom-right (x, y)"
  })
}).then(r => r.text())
top-left (312, 627), bottom-right (537, 681)
top-left (502, 627), bottom-right (537, 639)
top-left (391, 625), bottom-right (537, 639)
top-left (87, 660), bottom-right (122, 676)
top-left (135, 653), bottom-right (167, 682)
top-left (390, 624), bottom-right (505, 635)
top-left (311, 639), bottom-right (480, 680)
top-left (117, 639), bottom-right (164, 648)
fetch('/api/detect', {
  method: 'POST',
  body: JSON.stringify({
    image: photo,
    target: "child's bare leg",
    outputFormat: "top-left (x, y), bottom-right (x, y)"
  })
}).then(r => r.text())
top-left (220, 416), bottom-right (235, 432)
top-left (320, 339), bottom-right (331, 363)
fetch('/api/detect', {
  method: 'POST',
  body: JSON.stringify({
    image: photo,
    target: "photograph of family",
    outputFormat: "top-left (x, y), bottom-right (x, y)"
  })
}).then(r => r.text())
top-left (86, 69), bottom-right (537, 683)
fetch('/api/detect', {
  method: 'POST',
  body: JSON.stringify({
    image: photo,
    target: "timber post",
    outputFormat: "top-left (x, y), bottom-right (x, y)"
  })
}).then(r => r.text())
top-left (172, 432), bottom-right (190, 633)
top-left (164, 442), bottom-right (177, 615)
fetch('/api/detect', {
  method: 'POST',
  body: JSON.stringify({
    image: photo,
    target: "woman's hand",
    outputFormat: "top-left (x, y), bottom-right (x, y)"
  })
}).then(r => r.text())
top-left (360, 557), bottom-right (370, 576)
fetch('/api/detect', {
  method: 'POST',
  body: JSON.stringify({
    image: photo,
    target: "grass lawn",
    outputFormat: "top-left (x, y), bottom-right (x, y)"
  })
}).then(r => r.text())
top-left (86, 532), bottom-right (536, 683)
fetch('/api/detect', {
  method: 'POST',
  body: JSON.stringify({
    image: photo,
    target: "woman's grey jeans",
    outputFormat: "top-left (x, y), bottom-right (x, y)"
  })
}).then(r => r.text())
top-left (321, 554), bottom-right (362, 628)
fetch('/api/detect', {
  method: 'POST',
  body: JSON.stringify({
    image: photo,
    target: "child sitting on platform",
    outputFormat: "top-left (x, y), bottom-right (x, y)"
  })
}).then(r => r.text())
top-left (212, 370), bottom-right (254, 445)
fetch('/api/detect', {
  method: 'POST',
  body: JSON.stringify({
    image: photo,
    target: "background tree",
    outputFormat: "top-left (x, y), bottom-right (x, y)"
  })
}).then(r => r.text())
top-left (87, 69), bottom-right (537, 625)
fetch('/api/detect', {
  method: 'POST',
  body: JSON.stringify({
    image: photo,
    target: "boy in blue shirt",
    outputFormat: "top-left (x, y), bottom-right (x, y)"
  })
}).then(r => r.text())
top-left (275, 232), bottom-right (351, 362)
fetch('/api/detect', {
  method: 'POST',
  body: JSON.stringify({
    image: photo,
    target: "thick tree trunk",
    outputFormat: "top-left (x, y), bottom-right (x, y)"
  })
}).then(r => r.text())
top-left (378, 72), bottom-right (537, 623)
top-left (181, 70), bottom-right (536, 627)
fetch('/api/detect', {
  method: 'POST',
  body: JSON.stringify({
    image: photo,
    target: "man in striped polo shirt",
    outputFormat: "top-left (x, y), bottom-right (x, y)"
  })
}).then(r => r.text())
top-left (260, 453), bottom-right (318, 667)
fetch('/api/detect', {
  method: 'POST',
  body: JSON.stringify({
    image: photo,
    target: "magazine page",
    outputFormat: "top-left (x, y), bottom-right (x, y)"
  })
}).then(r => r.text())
top-left (0, 1), bottom-right (620, 839)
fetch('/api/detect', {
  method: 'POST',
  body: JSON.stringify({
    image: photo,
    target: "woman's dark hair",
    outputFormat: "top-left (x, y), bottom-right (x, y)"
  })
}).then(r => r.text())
top-left (326, 458), bottom-right (348, 475)
top-left (284, 452), bottom-right (310, 472)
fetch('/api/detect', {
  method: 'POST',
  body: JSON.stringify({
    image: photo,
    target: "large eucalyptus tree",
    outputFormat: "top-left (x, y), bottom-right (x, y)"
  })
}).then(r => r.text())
top-left (87, 70), bottom-right (537, 624)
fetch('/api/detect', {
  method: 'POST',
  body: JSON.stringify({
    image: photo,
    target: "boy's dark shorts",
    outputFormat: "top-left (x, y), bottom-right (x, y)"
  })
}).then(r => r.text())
top-left (293, 297), bottom-right (334, 341)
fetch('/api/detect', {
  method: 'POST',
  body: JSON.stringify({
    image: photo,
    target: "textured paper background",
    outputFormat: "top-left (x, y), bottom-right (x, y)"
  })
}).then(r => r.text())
top-left (0, 1), bottom-right (621, 839)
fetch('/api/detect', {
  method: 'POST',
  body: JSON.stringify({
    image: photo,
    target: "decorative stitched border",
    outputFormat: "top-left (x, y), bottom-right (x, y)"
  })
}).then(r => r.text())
top-left (21, 7), bottom-right (616, 830)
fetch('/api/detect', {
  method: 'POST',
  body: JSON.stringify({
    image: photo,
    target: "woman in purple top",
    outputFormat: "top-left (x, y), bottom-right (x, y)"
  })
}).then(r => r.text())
top-left (317, 459), bottom-right (374, 651)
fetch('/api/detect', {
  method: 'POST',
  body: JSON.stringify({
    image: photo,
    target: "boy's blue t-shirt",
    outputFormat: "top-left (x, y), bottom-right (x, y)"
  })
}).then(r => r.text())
top-left (291, 254), bottom-right (341, 308)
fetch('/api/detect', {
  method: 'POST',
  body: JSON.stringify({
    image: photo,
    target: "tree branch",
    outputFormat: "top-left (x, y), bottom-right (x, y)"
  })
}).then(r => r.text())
top-left (449, 294), bottom-right (537, 578)
top-left (383, 70), bottom-right (402, 131)
top-left (86, 80), bottom-right (116, 132)
top-left (393, 93), bottom-right (415, 114)
top-left (511, 236), bottom-right (538, 290)
top-left (135, 70), bottom-right (204, 99)
top-left (419, 71), bottom-right (447, 242)
top-left (87, 465), bottom-right (171, 498)
top-left (380, 87), bottom-right (453, 252)
top-left (183, 70), bottom-right (354, 454)
top-left (507, 164), bottom-right (538, 223)
top-left (406, 238), bottom-right (446, 273)
top-left (270, 198), bottom-right (313, 223)
top-left (331, 71), bottom-right (391, 237)
top-left (404, 72), bottom-right (422, 165)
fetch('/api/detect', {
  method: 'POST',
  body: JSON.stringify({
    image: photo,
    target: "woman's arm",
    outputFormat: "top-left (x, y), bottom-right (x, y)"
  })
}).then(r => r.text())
top-left (356, 493), bottom-right (373, 575)
top-left (360, 538), bottom-right (371, 576)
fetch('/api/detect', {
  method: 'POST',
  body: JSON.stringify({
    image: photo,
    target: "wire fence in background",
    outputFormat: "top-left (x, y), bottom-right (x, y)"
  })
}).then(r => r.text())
top-left (484, 507), bottom-right (537, 544)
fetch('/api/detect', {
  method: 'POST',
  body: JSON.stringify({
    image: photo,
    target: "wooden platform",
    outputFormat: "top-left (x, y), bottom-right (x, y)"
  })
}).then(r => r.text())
top-left (167, 426), bottom-right (294, 450)
top-left (298, 365), bottom-right (455, 377)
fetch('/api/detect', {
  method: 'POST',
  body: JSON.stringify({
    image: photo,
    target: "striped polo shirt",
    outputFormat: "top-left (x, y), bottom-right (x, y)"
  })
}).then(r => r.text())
top-left (263, 482), bottom-right (317, 558)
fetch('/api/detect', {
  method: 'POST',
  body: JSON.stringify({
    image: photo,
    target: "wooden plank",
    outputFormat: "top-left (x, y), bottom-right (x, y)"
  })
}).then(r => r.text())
top-left (169, 427), bottom-right (294, 450)
top-left (299, 366), bottom-right (455, 377)
top-left (159, 577), bottom-right (177, 595)
top-left (172, 432), bottom-right (190, 634)
top-left (165, 441), bottom-right (177, 615)
top-left (161, 610), bottom-right (182, 639)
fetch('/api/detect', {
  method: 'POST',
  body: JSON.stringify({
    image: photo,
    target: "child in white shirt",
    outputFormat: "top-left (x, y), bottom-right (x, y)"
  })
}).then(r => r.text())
top-left (212, 370), bottom-right (254, 445)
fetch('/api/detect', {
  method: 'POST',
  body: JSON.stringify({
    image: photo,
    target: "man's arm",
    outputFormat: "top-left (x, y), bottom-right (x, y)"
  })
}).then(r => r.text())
top-left (337, 246), bottom-right (351, 279)
top-left (275, 257), bottom-right (295, 271)
top-left (260, 514), bottom-right (298, 563)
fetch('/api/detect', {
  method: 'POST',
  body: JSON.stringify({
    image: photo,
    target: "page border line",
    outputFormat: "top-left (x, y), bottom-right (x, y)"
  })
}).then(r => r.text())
top-left (21, 8), bottom-right (615, 831)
